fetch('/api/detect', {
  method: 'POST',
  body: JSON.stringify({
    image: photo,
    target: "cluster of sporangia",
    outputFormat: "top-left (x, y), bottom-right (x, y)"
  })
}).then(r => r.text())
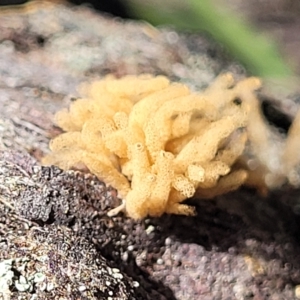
top-left (43, 74), bottom-right (300, 219)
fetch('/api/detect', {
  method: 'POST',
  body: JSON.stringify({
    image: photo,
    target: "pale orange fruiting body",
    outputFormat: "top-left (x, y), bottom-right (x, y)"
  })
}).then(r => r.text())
top-left (46, 73), bottom-right (296, 219)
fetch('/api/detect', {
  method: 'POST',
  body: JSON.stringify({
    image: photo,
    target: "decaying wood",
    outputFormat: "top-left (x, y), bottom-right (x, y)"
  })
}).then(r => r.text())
top-left (1, 2), bottom-right (300, 299)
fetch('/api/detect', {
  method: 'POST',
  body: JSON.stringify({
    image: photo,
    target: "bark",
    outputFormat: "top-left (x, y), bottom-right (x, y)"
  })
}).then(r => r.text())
top-left (1, 2), bottom-right (300, 299)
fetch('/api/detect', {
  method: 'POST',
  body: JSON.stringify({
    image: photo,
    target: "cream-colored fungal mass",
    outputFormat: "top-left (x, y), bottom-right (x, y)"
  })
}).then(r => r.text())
top-left (43, 73), bottom-right (300, 219)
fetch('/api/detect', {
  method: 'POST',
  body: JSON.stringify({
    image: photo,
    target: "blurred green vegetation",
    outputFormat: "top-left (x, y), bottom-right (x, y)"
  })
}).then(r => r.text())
top-left (126, 0), bottom-right (294, 80)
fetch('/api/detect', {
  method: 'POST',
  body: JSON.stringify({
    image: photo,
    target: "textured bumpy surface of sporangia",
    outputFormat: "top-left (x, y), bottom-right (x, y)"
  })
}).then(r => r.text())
top-left (43, 73), bottom-right (300, 219)
top-left (43, 73), bottom-right (261, 219)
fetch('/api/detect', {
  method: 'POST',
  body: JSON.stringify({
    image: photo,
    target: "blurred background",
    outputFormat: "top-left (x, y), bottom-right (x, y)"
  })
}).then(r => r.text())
top-left (1, 0), bottom-right (300, 81)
